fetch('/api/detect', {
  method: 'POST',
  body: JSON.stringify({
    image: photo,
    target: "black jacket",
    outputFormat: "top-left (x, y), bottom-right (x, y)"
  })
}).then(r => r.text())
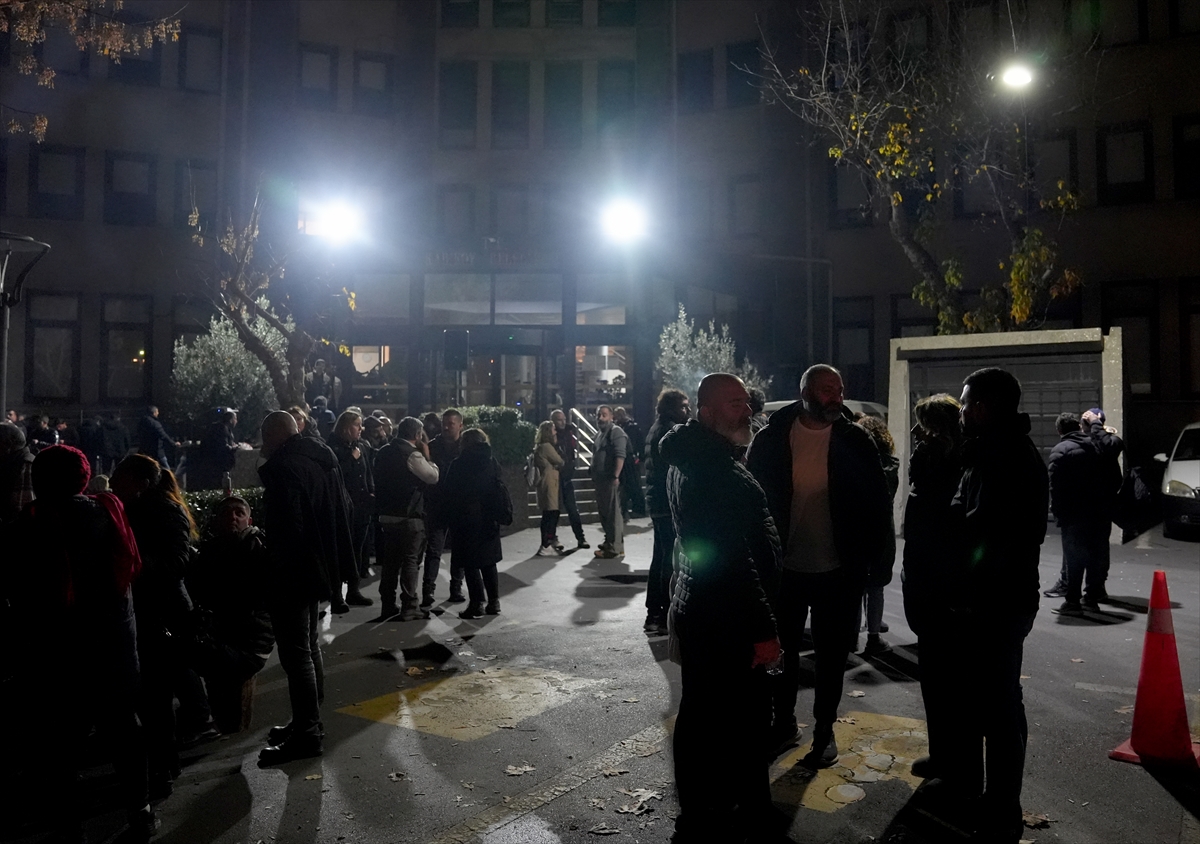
top-left (189, 527), bottom-right (275, 656)
top-left (746, 402), bottom-right (892, 587)
top-left (902, 438), bottom-right (964, 589)
top-left (426, 433), bottom-right (463, 523)
top-left (951, 413), bottom-right (1048, 615)
top-left (190, 421), bottom-right (238, 490)
top-left (1048, 431), bottom-right (1109, 526)
top-left (258, 434), bottom-right (356, 603)
top-left (124, 490), bottom-right (195, 636)
top-left (137, 414), bottom-right (174, 463)
top-left (868, 451), bottom-right (901, 587)
top-left (375, 439), bottom-right (428, 519)
top-left (643, 416), bottom-right (679, 519)
top-left (329, 436), bottom-right (375, 514)
top-left (444, 442), bottom-right (512, 570)
top-left (662, 420), bottom-right (780, 650)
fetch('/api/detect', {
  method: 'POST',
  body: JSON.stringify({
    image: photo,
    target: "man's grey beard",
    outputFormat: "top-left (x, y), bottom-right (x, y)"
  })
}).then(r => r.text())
top-left (724, 423), bottom-right (752, 446)
top-left (802, 397), bottom-right (843, 424)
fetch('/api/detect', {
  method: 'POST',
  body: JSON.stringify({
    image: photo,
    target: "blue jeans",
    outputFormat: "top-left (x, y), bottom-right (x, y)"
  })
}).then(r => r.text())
top-left (1061, 520), bottom-right (1109, 603)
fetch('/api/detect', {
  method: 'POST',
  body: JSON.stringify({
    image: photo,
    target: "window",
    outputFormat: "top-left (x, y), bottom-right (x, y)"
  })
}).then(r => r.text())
top-left (439, 61), bottom-right (478, 148)
top-left (1097, 121), bottom-right (1154, 205)
top-left (352, 275), bottom-right (411, 323)
top-left (107, 18), bottom-right (161, 86)
top-left (1102, 283), bottom-right (1158, 396)
top-left (958, 2), bottom-right (997, 54)
top-left (425, 274), bottom-right (491, 324)
top-left (104, 151), bottom-right (156, 226)
top-left (491, 185), bottom-right (528, 237)
top-left (491, 61), bottom-right (530, 149)
top-left (102, 297), bottom-right (151, 402)
top-left (29, 144), bottom-right (85, 221)
top-left (354, 51), bottom-right (394, 116)
top-left (494, 0), bottom-right (531, 27)
top-left (576, 275), bottom-right (627, 325)
top-left (834, 297), bottom-right (874, 398)
top-left (678, 179), bottom-right (711, 237)
top-left (1033, 130), bottom-right (1078, 200)
top-left (544, 61), bottom-right (582, 149)
top-left (438, 185), bottom-right (475, 238)
top-left (678, 49), bottom-right (713, 114)
top-left (495, 274), bottom-right (563, 325)
top-left (38, 26), bottom-right (88, 76)
top-left (175, 158), bottom-right (217, 230)
top-left (725, 41), bottom-right (760, 108)
top-left (830, 161), bottom-right (872, 227)
top-left (597, 61), bottom-right (635, 137)
top-left (1182, 280), bottom-right (1200, 397)
top-left (1174, 115), bottom-right (1200, 200)
top-left (25, 293), bottom-right (80, 402)
top-left (0, 140), bottom-right (7, 216)
top-left (599, 0), bottom-right (636, 26)
top-left (179, 26), bottom-right (220, 92)
top-left (892, 294), bottom-right (937, 337)
top-left (1170, 0), bottom-right (1200, 35)
top-left (729, 176), bottom-right (761, 236)
top-left (1069, 0), bottom-right (1147, 44)
top-left (441, 0), bottom-right (479, 27)
top-left (540, 184), bottom-right (580, 238)
top-left (547, 0), bottom-right (583, 26)
top-left (955, 151), bottom-right (995, 217)
top-left (298, 43), bottom-right (337, 110)
top-left (889, 10), bottom-right (930, 62)
top-left (173, 297), bottom-right (214, 350)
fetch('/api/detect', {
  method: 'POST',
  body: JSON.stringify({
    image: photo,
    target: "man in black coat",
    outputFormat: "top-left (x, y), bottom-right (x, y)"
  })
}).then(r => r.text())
top-left (642, 388), bottom-right (690, 634)
top-left (256, 411), bottom-right (356, 765)
top-left (950, 367), bottom-right (1048, 843)
top-left (190, 409), bottom-right (240, 491)
top-left (746, 364), bottom-right (891, 766)
top-left (137, 405), bottom-right (178, 469)
top-left (423, 408), bottom-right (465, 605)
top-left (663, 373), bottom-right (782, 842)
top-left (1048, 413), bottom-right (1110, 614)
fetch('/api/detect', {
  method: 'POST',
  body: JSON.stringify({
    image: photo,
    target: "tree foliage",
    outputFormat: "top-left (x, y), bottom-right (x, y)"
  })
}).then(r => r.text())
top-left (170, 300), bottom-right (289, 441)
top-left (0, 0), bottom-right (180, 140)
top-left (759, 0), bottom-right (1096, 333)
top-left (657, 305), bottom-right (771, 404)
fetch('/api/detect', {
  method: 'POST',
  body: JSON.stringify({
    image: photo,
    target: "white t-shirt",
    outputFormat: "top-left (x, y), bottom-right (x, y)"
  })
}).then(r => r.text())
top-left (785, 419), bottom-right (839, 573)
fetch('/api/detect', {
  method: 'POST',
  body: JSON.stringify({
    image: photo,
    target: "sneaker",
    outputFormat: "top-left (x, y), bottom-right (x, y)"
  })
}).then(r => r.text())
top-left (863, 634), bottom-right (892, 656)
top-left (258, 734), bottom-right (323, 766)
top-left (345, 591), bottom-right (374, 607)
top-left (803, 727), bottom-right (839, 769)
top-left (330, 599), bottom-right (351, 614)
top-left (910, 754), bottom-right (938, 779)
top-left (766, 719), bottom-right (802, 759)
top-left (644, 613), bottom-right (664, 633)
top-left (485, 602), bottom-right (501, 615)
top-left (459, 604), bottom-right (485, 620)
top-left (113, 807), bottom-right (159, 844)
top-left (1081, 596), bottom-right (1101, 612)
top-left (398, 606), bottom-right (426, 622)
top-left (447, 592), bottom-right (467, 604)
top-left (1043, 581), bottom-right (1068, 598)
top-left (576, 538), bottom-right (590, 549)
top-left (553, 543), bottom-right (566, 553)
top-left (419, 593), bottom-right (435, 610)
top-left (1054, 600), bottom-right (1084, 615)
top-left (375, 605), bottom-right (400, 622)
top-left (536, 545), bottom-right (559, 557)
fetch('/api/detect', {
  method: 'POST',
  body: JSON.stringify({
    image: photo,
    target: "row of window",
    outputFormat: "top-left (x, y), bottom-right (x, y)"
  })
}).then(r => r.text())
top-left (677, 41), bottom-right (761, 114)
top-left (2, 143), bottom-right (215, 226)
top-left (437, 59), bottom-right (635, 149)
top-left (441, 0), bottom-right (636, 29)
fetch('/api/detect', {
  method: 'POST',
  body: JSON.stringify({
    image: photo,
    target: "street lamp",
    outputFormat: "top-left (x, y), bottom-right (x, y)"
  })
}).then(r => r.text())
top-left (1001, 63), bottom-right (1033, 88)
top-left (600, 198), bottom-right (648, 245)
top-left (0, 232), bottom-right (51, 415)
top-left (299, 199), bottom-right (367, 246)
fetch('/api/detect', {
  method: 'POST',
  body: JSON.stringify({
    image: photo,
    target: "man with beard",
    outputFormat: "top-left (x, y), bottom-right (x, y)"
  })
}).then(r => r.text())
top-left (589, 405), bottom-right (628, 558)
top-left (551, 409), bottom-right (589, 549)
top-left (747, 364), bottom-right (891, 766)
top-left (424, 408), bottom-right (466, 604)
top-left (662, 373), bottom-right (782, 842)
top-left (642, 388), bottom-right (690, 634)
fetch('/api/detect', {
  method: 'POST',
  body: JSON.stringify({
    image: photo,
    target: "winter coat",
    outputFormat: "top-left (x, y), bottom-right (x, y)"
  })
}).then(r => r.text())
top-left (258, 434), bottom-right (357, 603)
top-left (123, 489), bottom-right (195, 636)
top-left (1048, 431), bottom-right (1110, 526)
top-left (189, 526), bottom-right (275, 657)
top-left (426, 433), bottom-right (463, 524)
top-left (330, 436), bottom-right (375, 517)
top-left (535, 442), bottom-right (563, 511)
top-left (951, 413), bottom-right (1048, 616)
top-left (643, 415), bottom-right (679, 519)
top-left (902, 438), bottom-right (964, 593)
top-left (662, 420), bottom-right (781, 652)
top-left (101, 418), bottom-right (131, 462)
top-left (746, 402), bottom-right (892, 588)
top-left (137, 414), bottom-right (174, 463)
top-left (375, 439), bottom-right (432, 519)
top-left (189, 421), bottom-right (238, 490)
top-left (866, 452), bottom-right (901, 588)
top-left (444, 442), bottom-right (512, 570)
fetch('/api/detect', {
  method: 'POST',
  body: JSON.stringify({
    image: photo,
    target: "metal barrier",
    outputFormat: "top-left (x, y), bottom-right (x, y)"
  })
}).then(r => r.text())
top-left (570, 407), bottom-right (596, 469)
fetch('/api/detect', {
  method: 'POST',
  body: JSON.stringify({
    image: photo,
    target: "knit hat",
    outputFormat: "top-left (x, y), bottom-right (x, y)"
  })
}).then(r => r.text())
top-left (1086, 407), bottom-right (1105, 422)
top-left (32, 445), bottom-right (91, 498)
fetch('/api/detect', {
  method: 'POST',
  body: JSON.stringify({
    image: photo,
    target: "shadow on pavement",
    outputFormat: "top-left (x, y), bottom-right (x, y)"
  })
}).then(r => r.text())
top-left (1145, 763), bottom-right (1200, 828)
top-left (1102, 595), bottom-right (1182, 614)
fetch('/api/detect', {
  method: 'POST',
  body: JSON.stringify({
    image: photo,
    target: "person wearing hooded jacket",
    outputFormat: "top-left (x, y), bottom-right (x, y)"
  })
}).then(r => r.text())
top-left (1048, 412), bottom-right (1110, 614)
top-left (663, 373), bottom-right (782, 842)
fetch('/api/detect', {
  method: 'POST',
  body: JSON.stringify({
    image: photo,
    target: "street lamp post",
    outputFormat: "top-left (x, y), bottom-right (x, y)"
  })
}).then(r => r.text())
top-left (0, 233), bottom-right (51, 415)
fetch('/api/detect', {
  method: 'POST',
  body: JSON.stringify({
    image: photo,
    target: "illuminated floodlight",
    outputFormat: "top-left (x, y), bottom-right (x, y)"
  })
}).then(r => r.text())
top-left (600, 199), bottom-right (648, 245)
top-left (301, 200), bottom-right (365, 245)
top-left (1001, 64), bottom-right (1033, 88)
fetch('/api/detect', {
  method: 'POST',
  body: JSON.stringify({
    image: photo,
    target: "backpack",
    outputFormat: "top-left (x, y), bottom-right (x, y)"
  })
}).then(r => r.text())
top-left (524, 450), bottom-right (542, 489)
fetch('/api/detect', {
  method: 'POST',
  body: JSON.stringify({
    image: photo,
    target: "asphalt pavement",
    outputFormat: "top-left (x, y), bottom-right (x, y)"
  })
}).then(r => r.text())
top-left (29, 520), bottom-right (1200, 844)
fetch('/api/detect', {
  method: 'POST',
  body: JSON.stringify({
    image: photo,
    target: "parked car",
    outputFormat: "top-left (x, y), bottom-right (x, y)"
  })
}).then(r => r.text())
top-left (1155, 422), bottom-right (1200, 538)
top-left (764, 399), bottom-right (888, 422)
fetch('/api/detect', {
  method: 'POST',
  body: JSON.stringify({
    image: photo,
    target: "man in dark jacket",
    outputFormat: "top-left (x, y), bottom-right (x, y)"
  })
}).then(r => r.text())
top-left (137, 405), bottom-right (178, 469)
top-left (950, 367), bottom-right (1048, 843)
top-left (642, 388), bottom-right (690, 634)
top-left (190, 409), bottom-right (240, 490)
top-left (0, 421), bottom-right (35, 525)
top-left (102, 412), bottom-right (132, 474)
top-left (1048, 413), bottom-right (1110, 614)
top-left (551, 409), bottom-right (589, 548)
top-left (423, 408), bottom-right (465, 605)
top-left (614, 406), bottom-right (647, 519)
top-left (256, 411), bottom-right (356, 764)
top-left (375, 416), bottom-right (439, 621)
top-left (746, 364), bottom-right (891, 766)
top-left (663, 373), bottom-right (782, 842)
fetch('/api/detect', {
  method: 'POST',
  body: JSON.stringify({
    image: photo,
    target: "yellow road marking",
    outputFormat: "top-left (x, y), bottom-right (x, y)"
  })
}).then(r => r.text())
top-left (336, 666), bottom-right (603, 740)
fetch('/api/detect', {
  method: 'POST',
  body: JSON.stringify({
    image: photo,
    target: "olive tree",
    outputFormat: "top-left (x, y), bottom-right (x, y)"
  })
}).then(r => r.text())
top-left (657, 305), bottom-right (771, 404)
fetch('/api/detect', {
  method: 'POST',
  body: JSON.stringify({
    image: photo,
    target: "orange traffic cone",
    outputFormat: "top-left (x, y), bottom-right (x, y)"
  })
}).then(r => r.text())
top-left (1109, 570), bottom-right (1200, 769)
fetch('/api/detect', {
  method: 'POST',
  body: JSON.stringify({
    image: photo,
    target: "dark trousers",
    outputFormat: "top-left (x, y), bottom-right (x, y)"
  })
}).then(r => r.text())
top-left (1062, 520), bottom-right (1110, 603)
top-left (646, 516), bottom-right (675, 615)
top-left (559, 476), bottom-right (585, 541)
top-left (619, 461), bottom-right (647, 518)
top-left (381, 518), bottom-right (426, 610)
top-left (138, 630), bottom-right (180, 782)
top-left (465, 563), bottom-right (499, 608)
top-left (594, 478), bottom-right (623, 553)
top-left (674, 634), bottom-right (772, 839)
top-left (540, 510), bottom-right (560, 546)
top-left (422, 522), bottom-right (463, 597)
top-left (351, 512), bottom-right (372, 578)
top-left (271, 599), bottom-right (324, 738)
top-left (772, 567), bottom-right (862, 729)
top-left (190, 639), bottom-right (267, 734)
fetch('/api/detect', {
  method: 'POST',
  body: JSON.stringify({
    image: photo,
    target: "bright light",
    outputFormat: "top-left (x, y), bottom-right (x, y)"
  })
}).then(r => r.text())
top-left (600, 199), bottom-right (648, 245)
top-left (301, 200), bottom-right (365, 244)
top-left (1001, 64), bottom-right (1033, 88)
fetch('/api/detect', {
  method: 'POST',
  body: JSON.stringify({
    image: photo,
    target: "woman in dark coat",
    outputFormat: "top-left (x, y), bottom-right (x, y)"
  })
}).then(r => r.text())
top-left (329, 410), bottom-right (375, 588)
top-left (443, 428), bottom-right (513, 619)
top-left (856, 415), bottom-right (900, 656)
top-left (900, 393), bottom-right (965, 781)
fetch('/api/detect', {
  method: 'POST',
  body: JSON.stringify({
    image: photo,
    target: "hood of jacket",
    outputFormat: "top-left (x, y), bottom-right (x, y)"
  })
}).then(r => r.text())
top-left (659, 419), bottom-right (738, 470)
top-left (283, 432), bottom-right (339, 472)
top-left (458, 441), bottom-right (494, 469)
top-left (964, 412), bottom-right (1033, 458)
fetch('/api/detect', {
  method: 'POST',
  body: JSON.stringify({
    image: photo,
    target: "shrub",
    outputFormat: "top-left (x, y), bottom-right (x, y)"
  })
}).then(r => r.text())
top-left (455, 405), bottom-right (537, 466)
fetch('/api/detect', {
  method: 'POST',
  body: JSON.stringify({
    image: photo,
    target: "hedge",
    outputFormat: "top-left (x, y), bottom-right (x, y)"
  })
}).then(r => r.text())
top-left (455, 405), bottom-right (537, 466)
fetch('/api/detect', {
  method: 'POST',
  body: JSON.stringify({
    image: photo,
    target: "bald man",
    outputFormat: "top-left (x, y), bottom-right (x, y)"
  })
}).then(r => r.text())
top-left (256, 411), bottom-right (356, 765)
top-left (660, 373), bottom-right (783, 841)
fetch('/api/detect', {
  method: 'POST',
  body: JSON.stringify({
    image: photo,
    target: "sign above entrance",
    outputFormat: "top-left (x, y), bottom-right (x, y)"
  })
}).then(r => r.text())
top-left (425, 250), bottom-right (554, 270)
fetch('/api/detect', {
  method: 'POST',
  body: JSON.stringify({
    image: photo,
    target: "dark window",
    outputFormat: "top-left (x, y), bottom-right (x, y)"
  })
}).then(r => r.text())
top-left (888, 10), bottom-right (930, 62)
top-left (1181, 279), bottom-right (1200, 397)
top-left (597, 61), bottom-right (635, 136)
top-left (441, 0), bottom-right (479, 27)
top-left (37, 26), bottom-right (88, 76)
top-left (729, 175), bottom-right (761, 236)
top-left (25, 293), bottom-right (80, 403)
top-left (725, 41), bottom-right (759, 108)
top-left (1170, 0), bottom-right (1200, 35)
top-left (547, 0), bottom-right (583, 26)
top-left (101, 297), bottom-right (151, 402)
top-left (0, 140), bottom-right (6, 216)
top-left (1102, 282), bottom-right (1158, 397)
top-left (834, 297), bottom-right (874, 398)
top-left (175, 158), bottom-right (217, 230)
top-left (544, 61), bottom-right (583, 149)
top-left (439, 61), bottom-right (478, 149)
top-left (678, 179), bottom-right (711, 237)
top-left (28, 143), bottom-right (85, 221)
top-left (298, 43), bottom-right (337, 110)
top-left (179, 26), bottom-right (221, 92)
top-left (599, 0), bottom-right (637, 26)
top-left (1097, 121), bottom-right (1154, 205)
top-left (1069, 0), bottom-right (1148, 44)
top-left (494, 0), bottom-right (531, 27)
top-left (1033, 129), bottom-right (1078, 200)
top-left (954, 149), bottom-right (997, 218)
top-left (1173, 114), bottom-right (1200, 200)
top-left (492, 61), bottom-right (530, 149)
top-left (958, 2), bottom-right (997, 55)
top-left (678, 49), bottom-right (713, 114)
top-left (354, 51), bottom-right (394, 116)
top-left (829, 161), bottom-right (873, 228)
top-left (892, 294), bottom-right (938, 337)
top-left (541, 184), bottom-right (579, 238)
top-left (439, 185), bottom-right (475, 238)
top-left (107, 14), bottom-right (161, 87)
top-left (104, 151), bottom-right (156, 226)
top-left (491, 185), bottom-right (528, 236)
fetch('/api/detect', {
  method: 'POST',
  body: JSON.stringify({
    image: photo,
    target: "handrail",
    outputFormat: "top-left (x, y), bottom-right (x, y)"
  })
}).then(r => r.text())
top-left (569, 407), bottom-right (596, 469)
top-left (571, 407), bottom-right (598, 439)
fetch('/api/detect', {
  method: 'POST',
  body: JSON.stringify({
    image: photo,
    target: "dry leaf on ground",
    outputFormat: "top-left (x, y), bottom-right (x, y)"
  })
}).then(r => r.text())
top-left (304, 774), bottom-right (322, 781)
top-left (602, 767), bottom-right (629, 777)
top-left (1115, 705), bottom-right (1134, 714)
top-left (406, 666), bottom-right (423, 676)
top-left (618, 788), bottom-right (663, 802)
top-left (836, 716), bottom-right (857, 724)
top-left (591, 798), bottom-right (607, 809)
top-left (622, 698), bottom-right (640, 703)
top-left (1070, 658), bottom-right (1085, 663)
top-left (387, 771), bottom-right (405, 782)
top-left (1020, 674), bottom-right (1032, 680)
top-left (505, 763), bottom-right (536, 776)
top-left (847, 690), bottom-right (866, 698)
top-left (589, 822), bottom-right (621, 835)
top-left (461, 781), bottom-right (474, 789)
top-left (1022, 811), bottom-right (1054, 829)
